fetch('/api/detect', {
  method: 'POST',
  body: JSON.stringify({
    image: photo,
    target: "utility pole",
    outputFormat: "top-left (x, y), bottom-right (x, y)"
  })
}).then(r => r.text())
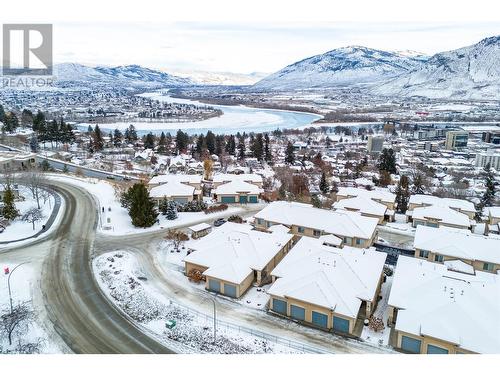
top-left (7, 262), bottom-right (30, 314)
top-left (211, 296), bottom-right (217, 344)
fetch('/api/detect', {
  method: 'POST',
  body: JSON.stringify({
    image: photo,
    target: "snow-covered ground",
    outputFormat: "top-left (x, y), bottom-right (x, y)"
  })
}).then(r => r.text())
top-left (0, 185), bottom-right (57, 242)
top-left (48, 175), bottom-right (252, 236)
top-left (0, 262), bottom-right (60, 353)
top-left (360, 271), bottom-right (393, 347)
top-left (93, 251), bottom-right (315, 354)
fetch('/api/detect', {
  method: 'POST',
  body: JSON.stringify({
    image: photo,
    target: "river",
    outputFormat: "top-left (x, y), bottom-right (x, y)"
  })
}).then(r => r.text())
top-left (78, 92), bottom-right (322, 136)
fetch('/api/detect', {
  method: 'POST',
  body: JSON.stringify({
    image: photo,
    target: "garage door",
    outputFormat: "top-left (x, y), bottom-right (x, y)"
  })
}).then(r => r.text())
top-left (427, 344), bottom-right (448, 354)
top-left (333, 316), bottom-right (350, 333)
top-left (312, 311), bottom-right (328, 328)
top-left (249, 196), bottom-right (258, 203)
top-left (239, 195), bottom-right (248, 204)
top-left (272, 299), bottom-right (287, 314)
top-left (208, 279), bottom-right (221, 293)
top-left (223, 283), bottom-right (237, 298)
top-left (401, 335), bottom-right (422, 354)
top-left (290, 305), bottom-right (305, 321)
top-left (221, 196), bottom-right (236, 203)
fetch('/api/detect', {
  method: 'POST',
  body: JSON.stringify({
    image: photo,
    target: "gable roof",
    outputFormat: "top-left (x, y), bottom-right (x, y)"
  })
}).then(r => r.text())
top-left (412, 205), bottom-right (471, 228)
top-left (337, 187), bottom-right (396, 204)
top-left (388, 256), bottom-right (500, 354)
top-left (333, 196), bottom-right (387, 217)
top-left (268, 237), bottom-right (386, 318)
top-left (255, 201), bottom-right (378, 240)
top-left (214, 180), bottom-right (262, 195)
top-left (409, 194), bottom-right (475, 212)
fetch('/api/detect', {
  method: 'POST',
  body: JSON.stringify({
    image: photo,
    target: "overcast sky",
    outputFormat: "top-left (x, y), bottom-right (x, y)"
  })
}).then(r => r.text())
top-left (2, 0), bottom-right (500, 74)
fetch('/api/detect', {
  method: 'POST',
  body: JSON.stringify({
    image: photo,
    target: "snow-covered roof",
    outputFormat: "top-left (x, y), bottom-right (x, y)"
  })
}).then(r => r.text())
top-left (388, 256), bottom-right (500, 354)
top-left (337, 187), bottom-right (396, 204)
top-left (268, 237), bottom-right (386, 318)
top-left (444, 260), bottom-right (475, 275)
top-left (412, 205), bottom-right (471, 228)
top-left (150, 181), bottom-right (195, 198)
top-left (414, 226), bottom-right (500, 265)
top-left (214, 180), bottom-right (263, 195)
top-left (212, 173), bottom-right (263, 185)
top-left (149, 174), bottom-right (202, 186)
top-left (184, 222), bottom-right (293, 284)
top-left (333, 196), bottom-right (387, 217)
top-left (409, 194), bottom-right (475, 212)
top-left (319, 234), bottom-right (343, 247)
top-left (487, 206), bottom-right (500, 219)
top-left (255, 201), bottom-right (378, 240)
top-left (188, 223), bottom-right (211, 232)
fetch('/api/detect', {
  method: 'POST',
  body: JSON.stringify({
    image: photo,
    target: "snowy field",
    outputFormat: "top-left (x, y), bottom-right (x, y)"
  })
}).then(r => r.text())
top-left (93, 251), bottom-right (317, 354)
top-left (48, 175), bottom-right (248, 236)
top-left (0, 185), bottom-right (57, 243)
top-left (0, 262), bottom-right (60, 353)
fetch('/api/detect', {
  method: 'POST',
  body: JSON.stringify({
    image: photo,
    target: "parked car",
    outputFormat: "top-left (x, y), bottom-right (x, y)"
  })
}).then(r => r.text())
top-left (213, 218), bottom-right (226, 227)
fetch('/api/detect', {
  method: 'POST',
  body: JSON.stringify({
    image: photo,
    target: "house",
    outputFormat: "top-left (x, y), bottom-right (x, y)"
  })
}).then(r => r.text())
top-left (148, 174), bottom-right (202, 204)
top-left (413, 226), bottom-right (500, 273)
top-left (486, 207), bottom-right (500, 234)
top-left (254, 201), bottom-right (379, 248)
top-left (183, 222), bottom-right (294, 298)
top-left (212, 173), bottom-right (263, 204)
top-left (407, 195), bottom-right (475, 230)
top-left (336, 187), bottom-right (396, 210)
top-left (0, 151), bottom-right (36, 171)
top-left (267, 236), bottom-right (387, 336)
top-left (333, 196), bottom-right (390, 224)
top-left (188, 223), bottom-right (211, 239)
top-left (388, 256), bottom-right (500, 354)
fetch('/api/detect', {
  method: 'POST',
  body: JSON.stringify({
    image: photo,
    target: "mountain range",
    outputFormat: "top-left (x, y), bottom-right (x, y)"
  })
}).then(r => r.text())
top-left (252, 36), bottom-right (500, 100)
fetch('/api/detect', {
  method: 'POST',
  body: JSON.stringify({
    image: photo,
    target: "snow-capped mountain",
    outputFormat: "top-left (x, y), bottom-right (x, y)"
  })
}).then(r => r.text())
top-left (171, 69), bottom-right (268, 86)
top-left (253, 46), bottom-right (426, 90)
top-left (54, 63), bottom-right (194, 88)
top-left (373, 36), bottom-right (500, 100)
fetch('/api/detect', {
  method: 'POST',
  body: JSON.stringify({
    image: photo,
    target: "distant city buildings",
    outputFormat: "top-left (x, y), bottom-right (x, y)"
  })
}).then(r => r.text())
top-left (366, 135), bottom-right (384, 154)
top-left (474, 150), bottom-right (500, 170)
top-left (445, 130), bottom-right (468, 150)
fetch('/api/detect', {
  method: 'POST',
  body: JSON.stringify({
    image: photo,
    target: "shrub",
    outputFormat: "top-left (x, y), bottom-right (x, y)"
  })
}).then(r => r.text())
top-left (204, 204), bottom-right (228, 214)
top-left (227, 215), bottom-right (243, 223)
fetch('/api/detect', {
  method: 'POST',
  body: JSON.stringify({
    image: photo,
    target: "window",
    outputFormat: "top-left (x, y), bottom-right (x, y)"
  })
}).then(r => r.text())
top-left (256, 218), bottom-right (263, 225)
top-left (313, 229), bottom-right (321, 237)
top-left (419, 250), bottom-right (429, 259)
top-left (434, 254), bottom-right (444, 263)
top-left (267, 221), bottom-right (272, 228)
top-left (483, 262), bottom-right (494, 271)
top-left (427, 344), bottom-right (449, 354)
top-left (297, 226), bottom-right (305, 234)
top-left (272, 299), bottom-right (287, 314)
top-left (343, 237), bottom-right (350, 244)
top-left (356, 238), bottom-right (364, 246)
top-left (427, 222), bottom-right (439, 228)
top-left (401, 336), bottom-right (422, 354)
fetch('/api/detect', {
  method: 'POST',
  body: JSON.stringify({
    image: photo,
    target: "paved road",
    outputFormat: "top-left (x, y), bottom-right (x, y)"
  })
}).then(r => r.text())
top-left (1, 182), bottom-right (174, 354)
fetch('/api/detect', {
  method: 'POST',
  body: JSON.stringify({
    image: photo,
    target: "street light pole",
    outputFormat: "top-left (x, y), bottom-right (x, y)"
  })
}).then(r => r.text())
top-left (7, 262), bottom-right (30, 314)
top-left (211, 296), bottom-right (217, 344)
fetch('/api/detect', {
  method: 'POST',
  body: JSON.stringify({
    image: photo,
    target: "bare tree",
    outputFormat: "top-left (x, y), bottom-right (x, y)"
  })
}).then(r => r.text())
top-left (24, 168), bottom-right (46, 209)
top-left (1, 302), bottom-right (34, 346)
top-left (165, 230), bottom-right (189, 251)
top-left (22, 207), bottom-right (44, 230)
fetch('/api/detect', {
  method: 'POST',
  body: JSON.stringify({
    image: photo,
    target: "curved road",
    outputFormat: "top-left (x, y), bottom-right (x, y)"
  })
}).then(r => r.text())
top-left (2, 182), bottom-right (174, 354)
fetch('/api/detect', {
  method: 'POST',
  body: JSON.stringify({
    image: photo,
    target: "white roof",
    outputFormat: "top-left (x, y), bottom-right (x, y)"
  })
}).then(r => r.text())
top-left (149, 174), bottom-right (202, 186)
top-left (388, 256), bottom-right (500, 354)
top-left (333, 196), bottom-right (387, 217)
top-left (150, 181), bottom-right (195, 198)
top-left (414, 226), bottom-right (500, 264)
top-left (255, 201), bottom-right (378, 240)
top-left (412, 205), bottom-right (471, 228)
top-left (409, 194), bottom-right (475, 212)
top-left (184, 222), bottom-right (293, 284)
top-left (487, 207), bottom-right (500, 219)
top-left (213, 173), bottom-right (263, 184)
top-left (444, 260), bottom-right (475, 275)
top-left (319, 234), bottom-right (343, 247)
top-left (188, 223), bottom-right (211, 232)
top-left (214, 180), bottom-right (262, 195)
top-left (268, 237), bottom-right (386, 318)
top-left (337, 187), bottom-right (396, 204)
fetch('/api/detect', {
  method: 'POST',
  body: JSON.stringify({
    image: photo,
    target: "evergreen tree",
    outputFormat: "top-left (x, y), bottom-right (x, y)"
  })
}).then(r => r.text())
top-left (311, 194), bottom-right (322, 208)
top-left (29, 135), bottom-right (39, 152)
top-left (21, 109), bottom-right (34, 127)
top-left (264, 133), bottom-right (272, 163)
top-left (176, 129), bottom-right (189, 153)
top-left (205, 131), bottom-right (216, 155)
top-left (395, 175), bottom-right (411, 213)
top-left (196, 134), bottom-right (206, 156)
top-left (165, 201), bottom-right (178, 220)
top-left (1, 186), bottom-right (19, 221)
top-left (93, 124), bottom-right (104, 151)
top-left (237, 135), bottom-right (246, 160)
top-left (225, 135), bottom-right (236, 155)
top-left (113, 129), bottom-right (123, 147)
top-left (3, 112), bottom-right (19, 133)
top-left (252, 133), bottom-right (264, 160)
top-left (124, 124), bottom-right (138, 144)
top-left (123, 183), bottom-right (158, 228)
top-left (157, 132), bottom-right (167, 153)
top-left (378, 148), bottom-right (397, 174)
top-left (0, 104), bottom-right (5, 124)
top-left (144, 132), bottom-right (156, 149)
top-left (476, 163), bottom-right (497, 219)
top-left (32, 110), bottom-right (45, 133)
top-left (319, 172), bottom-right (329, 194)
top-left (285, 142), bottom-right (295, 165)
top-left (215, 135), bottom-right (225, 157)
